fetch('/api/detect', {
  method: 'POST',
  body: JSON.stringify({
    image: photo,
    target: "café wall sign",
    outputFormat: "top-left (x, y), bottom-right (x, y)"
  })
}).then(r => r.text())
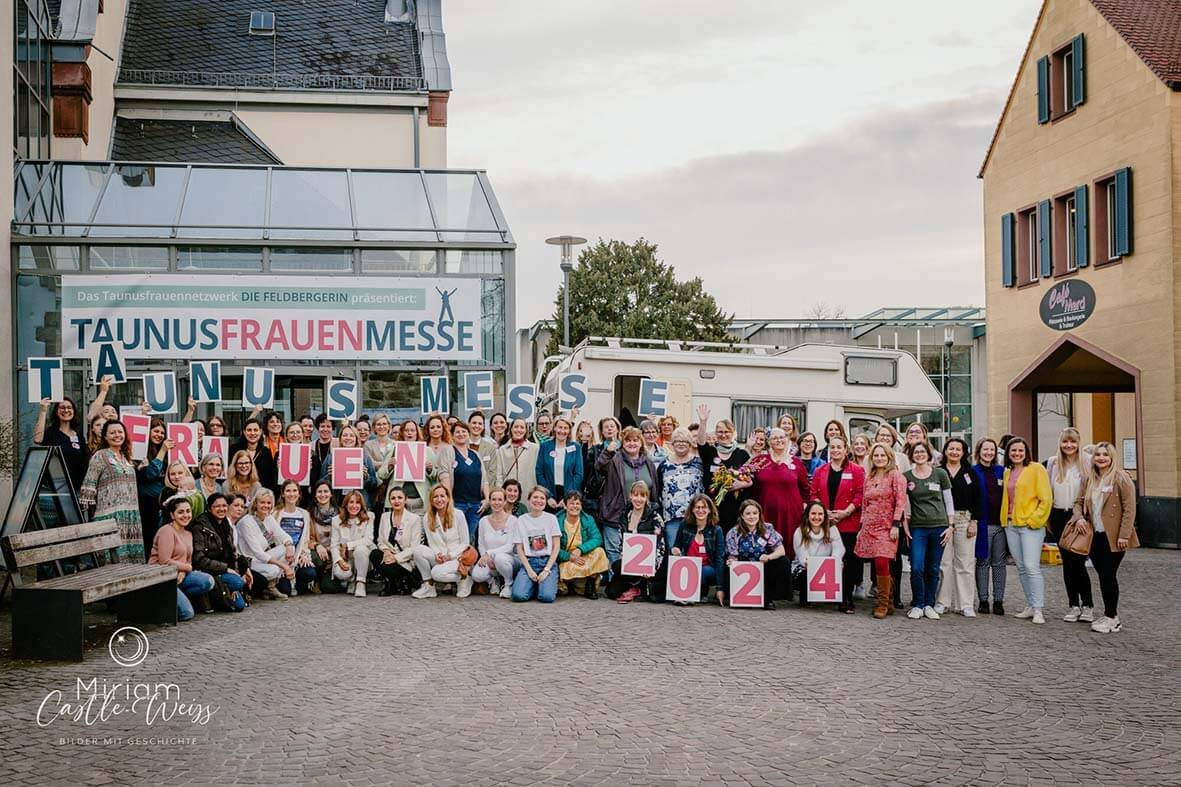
top-left (1040, 279), bottom-right (1095, 331)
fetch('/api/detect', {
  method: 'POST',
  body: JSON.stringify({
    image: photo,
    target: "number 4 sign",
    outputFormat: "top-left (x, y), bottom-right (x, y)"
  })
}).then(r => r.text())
top-left (728, 562), bottom-right (765, 608)
top-left (665, 556), bottom-right (702, 603)
top-left (620, 533), bottom-right (658, 577)
top-left (807, 556), bottom-right (842, 603)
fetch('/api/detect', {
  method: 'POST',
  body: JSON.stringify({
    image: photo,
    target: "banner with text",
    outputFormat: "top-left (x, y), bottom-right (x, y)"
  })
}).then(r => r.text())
top-left (61, 275), bottom-right (482, 361)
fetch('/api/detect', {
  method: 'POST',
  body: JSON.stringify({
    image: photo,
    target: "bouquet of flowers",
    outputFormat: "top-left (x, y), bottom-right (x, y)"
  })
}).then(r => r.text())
top-left (711, 454), bottom-right (768, 506)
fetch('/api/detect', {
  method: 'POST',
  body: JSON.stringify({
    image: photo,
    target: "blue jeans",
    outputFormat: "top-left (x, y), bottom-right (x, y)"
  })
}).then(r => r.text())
top-left (511, 555), bottom-right (559, 603)
top-left (1006, 525), bottom-right (1046, 610)
top-left (909, 527), bottom-right (946, 609)
top-left (456, 500), bottom-right (483, 544)
top-left (702, 564), bottom-right (717, 597)
top-left (602, 525), bottom-right (622, 577)
top-left (219, 571), bottom-right (248, 611)
top-left (295, 565), bottom-right (317, 594)
top-left (177, 570), bottom-right (215, 621)
top-left (664, 517), bottom-right (683, 553)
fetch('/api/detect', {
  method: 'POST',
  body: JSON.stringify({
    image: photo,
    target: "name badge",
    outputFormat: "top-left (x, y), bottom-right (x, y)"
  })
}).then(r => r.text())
top-left (1101, 485), bottom-right (1113, 493)
top-left (996, 478), bottom-right (1003, 487)
top-left (841, 472), bottom-right (853, 480)
top-left (964, 475), bottom-right (971, 485)
top-left (927, 482), bottom-right (941, 492)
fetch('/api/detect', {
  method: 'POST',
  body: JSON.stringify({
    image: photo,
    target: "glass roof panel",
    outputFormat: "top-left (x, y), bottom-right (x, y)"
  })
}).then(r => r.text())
top-left (351, 171), bottom-right (438, 241)
top-left (38, 163), bottom-right (109, 236)
top-left (90, 164), bottom-right (186, 238)
top-left (269, 169), bottom-right (352, 240)
top-left (423, 172), bottom-right (498, 241)
top-left (178, 167), bottom-right (267, 239)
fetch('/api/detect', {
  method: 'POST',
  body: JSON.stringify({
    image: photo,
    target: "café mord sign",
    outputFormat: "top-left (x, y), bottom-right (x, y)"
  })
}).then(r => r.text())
top-left (1040, 279), bottom-right (1095, 331)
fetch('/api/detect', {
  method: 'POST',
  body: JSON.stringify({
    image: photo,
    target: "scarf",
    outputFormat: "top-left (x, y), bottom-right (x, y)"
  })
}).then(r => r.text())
top-left (715, 440), bottom-right (738, 453)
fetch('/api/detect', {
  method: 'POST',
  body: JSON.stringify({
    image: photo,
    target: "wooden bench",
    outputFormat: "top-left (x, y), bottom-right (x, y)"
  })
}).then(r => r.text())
top-left (2, 521), bottom-right (178, 661)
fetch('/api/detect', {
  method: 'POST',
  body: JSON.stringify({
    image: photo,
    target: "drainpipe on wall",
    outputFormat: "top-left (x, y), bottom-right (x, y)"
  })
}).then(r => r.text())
top-left (413, 106), bottom-right (421, 167)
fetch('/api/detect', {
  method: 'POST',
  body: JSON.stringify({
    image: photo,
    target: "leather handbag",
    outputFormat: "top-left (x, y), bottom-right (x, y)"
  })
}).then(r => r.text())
top-left (456, 545), bottom-right (480, 578)
top-left (1059, 518), bottom-right (1094, 556)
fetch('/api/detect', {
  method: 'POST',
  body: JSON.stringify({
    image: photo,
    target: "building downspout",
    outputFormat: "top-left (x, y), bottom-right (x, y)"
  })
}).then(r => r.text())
top-left (413, 106), bottom-right (421, 167)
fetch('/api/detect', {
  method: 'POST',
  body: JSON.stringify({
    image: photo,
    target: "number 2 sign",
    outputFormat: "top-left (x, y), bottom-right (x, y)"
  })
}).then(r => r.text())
top-left (728, 561), bottom-right (765, 608)
top-left (665, 556), bottom-right (702, 603)
top-left (621, 533), bottom-right (658, 576)
top-left (806, 556), bottom-right (842, 603)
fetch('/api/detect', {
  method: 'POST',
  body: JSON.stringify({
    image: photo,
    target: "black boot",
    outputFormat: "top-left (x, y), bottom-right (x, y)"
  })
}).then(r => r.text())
top-left (583, 576), bottom-right (599, 600)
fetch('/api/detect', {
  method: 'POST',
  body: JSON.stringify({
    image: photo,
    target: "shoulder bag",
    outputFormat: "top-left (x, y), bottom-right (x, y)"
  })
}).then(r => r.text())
top-left (1059, 518), bottom-right (1093, 556)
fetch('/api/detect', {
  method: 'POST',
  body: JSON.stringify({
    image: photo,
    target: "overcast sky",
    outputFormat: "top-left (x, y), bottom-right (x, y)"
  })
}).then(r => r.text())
top-left (444, 1), bottom-right (1041, 326)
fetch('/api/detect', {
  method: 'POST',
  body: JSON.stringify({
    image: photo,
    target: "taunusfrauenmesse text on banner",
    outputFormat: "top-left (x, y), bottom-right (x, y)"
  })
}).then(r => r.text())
top-left (61, 275), bottom-right (482, 361)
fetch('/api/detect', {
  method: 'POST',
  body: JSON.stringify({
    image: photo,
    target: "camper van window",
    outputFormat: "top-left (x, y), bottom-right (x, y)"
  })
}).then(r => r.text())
top-left (844, 356), bottom-right (897, 387)
top-left (732, 402), bottom-right (805, 442)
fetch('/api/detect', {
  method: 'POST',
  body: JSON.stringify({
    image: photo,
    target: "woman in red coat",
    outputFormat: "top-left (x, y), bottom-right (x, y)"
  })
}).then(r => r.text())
top-left (732, 428), bottom-right (809, 570)
top-left (811, 435), bottom-right (866, 614)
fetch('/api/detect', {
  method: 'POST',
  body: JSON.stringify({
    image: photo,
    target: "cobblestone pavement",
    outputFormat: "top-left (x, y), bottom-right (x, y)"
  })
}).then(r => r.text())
top-left (0, 549), bottom-right (1179, 786)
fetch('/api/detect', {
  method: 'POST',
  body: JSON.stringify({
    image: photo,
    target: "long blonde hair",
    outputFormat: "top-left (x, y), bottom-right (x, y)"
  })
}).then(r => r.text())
top-left (426, 484), bottom-right (455, 532)
top-left (1053, 427), bottom-right (1083, 483)
top-left (1082, 441), bottom-right (1120, 499)
top-left (868, 444), bottom-right (898, 478)
top-left (226, 450), bottom-right (260, 495)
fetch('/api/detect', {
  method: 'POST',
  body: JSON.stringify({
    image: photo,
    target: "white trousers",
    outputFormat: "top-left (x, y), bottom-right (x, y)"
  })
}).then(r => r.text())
top-left (470, 552), bottom-right (516, 585)
top-left (250, 545), bottom-right (286, 581)
top-left (412, 544), bottom-right (463, 584)
top-left (937, 516), bottom-right (977, 610)
top-left (332, 545), bottom-right (371, 583)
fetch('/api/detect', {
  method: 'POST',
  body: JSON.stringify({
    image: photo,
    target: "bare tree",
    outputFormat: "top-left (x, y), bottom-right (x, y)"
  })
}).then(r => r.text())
top-left (805, 302), bottom-right (848, 319)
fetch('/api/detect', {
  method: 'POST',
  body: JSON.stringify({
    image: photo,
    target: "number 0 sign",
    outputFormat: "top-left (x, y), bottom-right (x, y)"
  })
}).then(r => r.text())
top-left (620, 533), bottom-right (658, 576)
top-left (665, 556), bottom-right (702, 603)
top-left (728, 562), bottom-right (765, 608)
top-left (806, 556), bottom-right (843, 603)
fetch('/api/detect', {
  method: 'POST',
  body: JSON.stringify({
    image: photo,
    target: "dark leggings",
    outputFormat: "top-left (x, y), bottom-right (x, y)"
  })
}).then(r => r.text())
top-left (840, 532), bottom-right (861, 604)
top-left (1050, 508), bottom-right (1093, 607)
top-left (1089, 534), bottom-right (1126, 618)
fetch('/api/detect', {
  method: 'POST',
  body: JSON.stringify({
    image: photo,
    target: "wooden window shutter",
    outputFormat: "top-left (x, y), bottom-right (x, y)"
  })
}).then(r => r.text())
top-left (1114, 167), bottom-right (1132, 256)
top-left (1001, 213), bottom-right (1017, 287)
top-left (1038, 199), bottom-right (1053, 277)
top-left (1071, 34), bottom-right (1086, 107)
top-left (1037, 56), bottom-right (1051, 124)
top-left (1074, 184), bottom-right (1089, 268)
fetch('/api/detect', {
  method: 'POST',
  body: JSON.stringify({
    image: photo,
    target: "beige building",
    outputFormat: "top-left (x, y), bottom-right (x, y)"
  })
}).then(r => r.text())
top-left (980, 0), bottom-right (1179, 546)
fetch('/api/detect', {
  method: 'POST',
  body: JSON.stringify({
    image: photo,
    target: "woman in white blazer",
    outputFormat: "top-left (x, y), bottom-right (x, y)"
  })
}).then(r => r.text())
top-left (471, 487), bottom-right (519, 598)
top-left (371, 486), bottom-right (425, 596)
top-left (331, 490), bottom-right (377, 598)
top-left (411, 484), bottom-right (473, 599)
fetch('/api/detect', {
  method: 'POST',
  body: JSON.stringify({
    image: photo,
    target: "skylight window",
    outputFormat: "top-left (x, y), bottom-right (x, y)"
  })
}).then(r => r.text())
top-left (249, 11), bottom-right (275, 36)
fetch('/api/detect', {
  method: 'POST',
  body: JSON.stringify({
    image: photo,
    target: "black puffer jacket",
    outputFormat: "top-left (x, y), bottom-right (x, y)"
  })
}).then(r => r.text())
top-left (189, 512), bottom-right (249, 576)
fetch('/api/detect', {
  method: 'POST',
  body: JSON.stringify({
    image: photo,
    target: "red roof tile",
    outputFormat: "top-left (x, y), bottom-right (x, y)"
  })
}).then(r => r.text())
top-left (1091, 0), bottom-right (1181, 86)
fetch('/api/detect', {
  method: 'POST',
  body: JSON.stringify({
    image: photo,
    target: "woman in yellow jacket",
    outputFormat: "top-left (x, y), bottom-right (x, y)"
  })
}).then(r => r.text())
top-left (999, 437), bottom-right (1052, 624)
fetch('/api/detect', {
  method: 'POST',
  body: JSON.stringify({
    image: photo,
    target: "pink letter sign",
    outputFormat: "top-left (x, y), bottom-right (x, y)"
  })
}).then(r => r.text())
top-left (806, 556), bottom-right (842, 603)
top-left (728, 562), bottom-right (765, 608)
top-left (620, 533), bottom-right (658, 577)
top-left (278, 443), bottom-right (311, 485)
top-left (201, 436), bottom-right (228, 462)
top-left (393, 441), bottom-right (426, 483)
top-left (122, 412), bottom-right (152, 462)
top-left (665, 555), bottom-right (702, 604)
top-left (331, 448), bottom-right (364, 490)
top-left (167, 423), bottom-right (199, 466)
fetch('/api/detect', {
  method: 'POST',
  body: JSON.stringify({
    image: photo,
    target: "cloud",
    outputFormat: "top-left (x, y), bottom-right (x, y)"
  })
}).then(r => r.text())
top-left (495, 94), bottom-right (998, 326)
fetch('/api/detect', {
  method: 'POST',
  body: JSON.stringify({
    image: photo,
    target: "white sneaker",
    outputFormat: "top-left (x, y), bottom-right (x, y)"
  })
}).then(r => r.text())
top-left (488, 578), bottom-right (500, 595)
top-left (1032, 610), bottom-right (1046, 624)
top-left (962, 606), bottom-right (977, 618)
top-left (1079, 606), bottom-right (1094, 622)
top-left (852, 584), bottom-right (867, 600)
top-left (907, 607), bottom-right (924, 619)
top-left (1063, 606), bottom-right (1082, 622)
top-left (499, 584), bottom-right (513, 599)
top-left (1014, 607), bottom-right (1035, 619)
top-left (411, 583), bottom-right (437, 599)
top-left (933, 603), bottom-right (947, 615)
top-left (354, 581), bottom-right (366, 598)
top-left (457, 577), bottom-right (473, 599)
top-left (923, 606), bottom-right (941, 620)
top-left (1091, 615), bottom-right (1122, 633)
top-left (346, 580), bottom-right (356, 595)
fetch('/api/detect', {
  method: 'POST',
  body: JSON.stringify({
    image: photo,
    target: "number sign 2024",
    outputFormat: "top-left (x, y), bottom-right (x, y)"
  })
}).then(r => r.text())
top-left (621, 533), bottom-right (658, 577)
top-left (728, 562), bottom-right (765, 608)
top-left (806, 556), bottom-right (842, 603)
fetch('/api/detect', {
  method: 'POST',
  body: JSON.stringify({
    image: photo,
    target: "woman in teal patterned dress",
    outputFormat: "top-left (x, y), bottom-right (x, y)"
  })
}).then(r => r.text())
top-left (79, 419), bottom-right (145, 561)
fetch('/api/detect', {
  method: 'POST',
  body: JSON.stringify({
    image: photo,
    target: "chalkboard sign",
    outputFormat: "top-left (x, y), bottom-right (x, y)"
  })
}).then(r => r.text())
top-left (1040, 280), bottom-right (1095, 331)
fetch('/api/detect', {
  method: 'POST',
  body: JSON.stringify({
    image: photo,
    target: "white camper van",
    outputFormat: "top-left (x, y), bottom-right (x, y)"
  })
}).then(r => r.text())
top-left (537, 337), bottom-right (943, 439)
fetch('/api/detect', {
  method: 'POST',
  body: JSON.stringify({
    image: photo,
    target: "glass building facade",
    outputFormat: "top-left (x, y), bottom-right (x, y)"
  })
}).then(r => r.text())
top-left (13, 0), bottom-right (52, 160)
top-left (11, 161), bottom-right (516, 441)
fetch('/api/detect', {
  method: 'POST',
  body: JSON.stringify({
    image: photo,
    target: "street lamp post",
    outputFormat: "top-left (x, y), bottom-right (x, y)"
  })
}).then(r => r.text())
top-left (546, 235), bottom-right (587, 349)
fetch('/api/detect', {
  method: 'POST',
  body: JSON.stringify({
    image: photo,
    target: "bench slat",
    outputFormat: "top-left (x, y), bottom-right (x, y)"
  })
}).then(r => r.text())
top-left (10, 533), bottom-right (125, 568)
top-left (6, 521), bottom-right (118, 550)
top-left (31, 564), bottom-right (177, 604)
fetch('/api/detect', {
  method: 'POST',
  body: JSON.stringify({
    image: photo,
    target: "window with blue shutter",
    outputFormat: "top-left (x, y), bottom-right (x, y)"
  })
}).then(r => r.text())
top-left (1113, 167), bottom-right (1132, 257)
top-left (1037, 199), bottom-right (1052, 277)
top-left (1071, 34), bottom-right (1086, 108)
top-left (1074, 184), bottom-right (1089, 268)
top-left (1002, 213), bottom-right (1016, 287)
top-left (1037, 56), bottom-right (1051, 124)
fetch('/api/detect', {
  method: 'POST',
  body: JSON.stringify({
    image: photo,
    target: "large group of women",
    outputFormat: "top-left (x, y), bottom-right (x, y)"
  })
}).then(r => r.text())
top-left (34, 379), bottom-right (1139, 633)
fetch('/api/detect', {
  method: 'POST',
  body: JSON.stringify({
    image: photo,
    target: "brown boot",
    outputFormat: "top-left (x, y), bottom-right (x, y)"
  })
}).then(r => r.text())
top-left (873, 575), bottom-right (892, 619)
